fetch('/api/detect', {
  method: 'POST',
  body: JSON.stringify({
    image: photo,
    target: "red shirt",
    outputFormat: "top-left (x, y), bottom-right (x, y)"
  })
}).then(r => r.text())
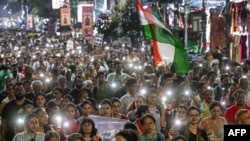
top-left (60, 119), bottom-right (79, 141)
top-left (120, 114), bottom-right (128, 120)
top-left (224, 104), bottom-right (250, 125)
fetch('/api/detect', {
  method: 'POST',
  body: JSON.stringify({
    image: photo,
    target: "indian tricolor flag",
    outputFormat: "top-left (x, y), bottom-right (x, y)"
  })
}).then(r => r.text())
top-left (136, 0), bottom-right (189, 75)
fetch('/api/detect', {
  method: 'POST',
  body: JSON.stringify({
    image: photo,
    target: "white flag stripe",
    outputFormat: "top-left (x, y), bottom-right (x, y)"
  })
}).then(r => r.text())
top-left (156, 41), bottom-right (175, 65)
top-left (138, 11), bottom-right (172, 34)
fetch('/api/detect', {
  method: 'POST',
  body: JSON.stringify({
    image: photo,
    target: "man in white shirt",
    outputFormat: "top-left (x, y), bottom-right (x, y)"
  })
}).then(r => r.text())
top-left (120, 78), bottom-right (137, 114)
top-left (32, 55), bottom-right (49, 72)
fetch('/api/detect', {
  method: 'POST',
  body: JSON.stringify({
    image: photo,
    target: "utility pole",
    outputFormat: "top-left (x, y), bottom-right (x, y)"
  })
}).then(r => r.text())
top-left (184, 0), bottom-right (189, 48)
top-left (174, 0), bottom-right (179, 34)
top-left (202, 0), bottom-right (206, 51)
top-left (225, 0), bottom-right (231, 58)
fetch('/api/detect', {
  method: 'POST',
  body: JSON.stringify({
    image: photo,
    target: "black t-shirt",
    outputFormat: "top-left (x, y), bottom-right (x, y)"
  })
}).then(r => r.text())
top-left (2, 99), bottom-right (33, 141)
top-left (69, 88), bottom-right (83, 104)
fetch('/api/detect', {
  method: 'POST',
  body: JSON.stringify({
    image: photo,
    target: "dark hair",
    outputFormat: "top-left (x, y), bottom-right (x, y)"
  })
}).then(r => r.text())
top-left (24, 113), bottom-right (38, 126)
top-left (207, 71), bottom-right (217, 78)
top-left (13, 82), bottom-right (25, 89)
top-left (135, 105), bottom-right (149, 118)
top-left (87, 98), bottom-right (98, 111)
top-left (126, 78), bottom-right (137, 87)
top-left (63, 94), bottom-right (74, 102)
top-left (34, 93), bottom-right (46, 107)
top-left (80, 100), bottom-right (93, 108)
top-left (177, 104), bottom-right (187, 112)
top-left (45, 131), bottom-right (60, 141)
top-left (68, 133), bottom-right (84, 141)
top-left (209, 101), bottom-right (223, 111)
top-left (234, 89), bottom-right (247, 99)
top-left (78, 118), bottom-right (97, 137)
top-left (79, 90), bottom-right (88, 99)
top-left (24, 104), bottom-right (34, 112)
top-left (52, 86), bottom-right (64, 95)
top-left (186, 106), bottom-right (200, 117)
top-left (46, 100), bottom-right (59, 120)
top-left (197, 82), bottom-right (206, 91)
top-left (172, 135), bottom-right (188, 141)
top-left (115, 130), bottom-right (139, 141)
top-left (221, 73), bottom-right (229, 81)
top-left (33, 107), bottom-right (46, 116)
top-left (111, 97), bottom-right (121, 105)
top-left (64, 102), bottom-right (76, 112)
top-left (140, 114), bottom-right (156, 125)
top-left (123, 122), bottom-right (137, 131)
top-left (100, 99), bottom-right (112, 108)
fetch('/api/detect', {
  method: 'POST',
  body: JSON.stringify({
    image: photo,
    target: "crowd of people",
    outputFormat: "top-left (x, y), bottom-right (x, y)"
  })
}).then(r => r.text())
top-left (0, 29), bottom-right (250, 141)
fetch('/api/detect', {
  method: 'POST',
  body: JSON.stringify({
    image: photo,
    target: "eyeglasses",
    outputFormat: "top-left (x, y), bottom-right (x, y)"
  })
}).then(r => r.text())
top-left (189, 114), bottom-right (200, 118)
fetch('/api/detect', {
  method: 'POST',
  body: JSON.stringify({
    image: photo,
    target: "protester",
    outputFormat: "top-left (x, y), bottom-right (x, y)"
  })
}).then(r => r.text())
top-left (12, 113), bottom-right (45, 141)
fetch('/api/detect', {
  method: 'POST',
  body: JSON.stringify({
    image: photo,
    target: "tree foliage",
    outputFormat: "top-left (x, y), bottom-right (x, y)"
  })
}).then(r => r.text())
top-left (93, 0), bottom-right (141, 44)
top-left (26, 0), bottom-right (59, 18)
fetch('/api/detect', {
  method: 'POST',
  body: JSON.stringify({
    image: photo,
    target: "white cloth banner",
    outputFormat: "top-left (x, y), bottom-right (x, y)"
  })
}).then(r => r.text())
top-left (89, 115), bottom-right (128, 141)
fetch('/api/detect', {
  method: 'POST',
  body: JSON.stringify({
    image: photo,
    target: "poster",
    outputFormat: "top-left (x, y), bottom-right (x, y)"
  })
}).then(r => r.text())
top-left (60, 8), bottom-right (71, 26)
top-left (89, 115), bottom-right (128, 141)
top-left (82, 6), bottom-right (94, 44)
top-left (26, 14), bottom-right (33, 29)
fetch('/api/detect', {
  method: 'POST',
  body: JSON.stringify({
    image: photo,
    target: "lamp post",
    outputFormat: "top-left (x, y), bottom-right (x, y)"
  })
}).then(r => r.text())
top-left (184, 0), bottom-right (190, 48)
top-left (174, 0), bottom-right (179, 32)
top-left (202, 0), bottom-right (206, 51)
top-left (71, 0), bottom-right (78, 38)
top-left (225, 0), bottom-right (231, 58)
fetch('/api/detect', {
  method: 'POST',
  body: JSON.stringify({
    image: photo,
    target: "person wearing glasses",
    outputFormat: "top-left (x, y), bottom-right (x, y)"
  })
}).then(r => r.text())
top-left (33, 107), bottom-right (55, 133)
top-left (167, 106), bottom-right (209, 141)
top-left (235, 109), bottom-right (250, 125)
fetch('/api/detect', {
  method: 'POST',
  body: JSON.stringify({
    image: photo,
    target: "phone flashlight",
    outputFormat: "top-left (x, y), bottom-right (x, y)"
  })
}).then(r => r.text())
top-left (105, 46), bottom-right (109, 50)
top-left (64, 122), bottom-right (69, 128)
top-left (129, 63), bottom-right (133, 67)
top-left (225, 66), bottom-right (230, 70)
top-left (174, 119), bottom-right (181, 126)
top-left (184, 90), bottom-right (189, 96)
top-left (45, 78), bottom-right (51, 83)
top-left (55, 115), bottom-right (62, 128)
top-left (140, 88), bottom-right (146, 95)
top-left (40, 73), bottom-right (44, 77)
top-left (17, 118), bottom-right (24, 125)
top-left (111, 82), bottom-right (117, 88)
top-left (166, 90), bottom-right (172, 96)
top-left (221, 101), bottom-right (226, 106)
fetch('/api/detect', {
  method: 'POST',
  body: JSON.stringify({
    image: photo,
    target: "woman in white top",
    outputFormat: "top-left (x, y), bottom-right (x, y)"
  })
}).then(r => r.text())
top-left (12, 113), bottom-right (45, 141)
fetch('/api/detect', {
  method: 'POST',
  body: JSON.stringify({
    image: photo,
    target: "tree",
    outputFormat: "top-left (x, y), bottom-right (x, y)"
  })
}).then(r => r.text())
top-left (93, 12), bottom-right (119, 38)
top-left (93, 0), bottom-right (141, 47)
top-left (26, 0), bottom-right (59, 18)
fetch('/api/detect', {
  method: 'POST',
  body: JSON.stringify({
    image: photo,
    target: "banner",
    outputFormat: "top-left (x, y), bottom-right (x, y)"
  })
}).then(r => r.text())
top-left (89, 115), bottom-right (128, 141)
top-left (47, 19), bottom-right (56, 36)
top-left (93, 33), bottom-right (104, 46)
top-left (26, 14), bottom-right (33, 29)
top-left (52, 0), bottom-right (61, 9)
top-left (82, 6), bottom-right (94, 44)
top-left (60, 8), bottom-right (71, 26)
